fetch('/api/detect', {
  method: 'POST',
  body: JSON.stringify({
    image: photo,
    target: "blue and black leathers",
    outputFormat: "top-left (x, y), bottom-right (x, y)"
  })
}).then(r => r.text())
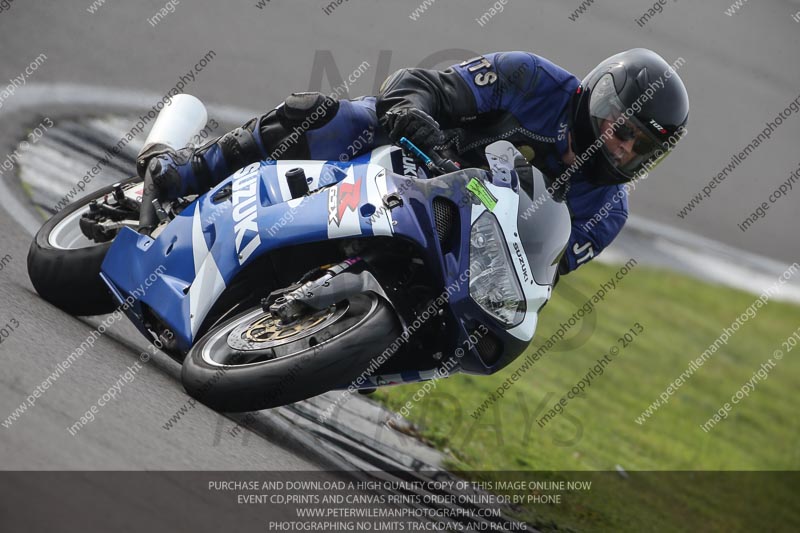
top-left (375, 52), bottom-right (628, 273)
top-left (149, 52), bottom-right (627, 273)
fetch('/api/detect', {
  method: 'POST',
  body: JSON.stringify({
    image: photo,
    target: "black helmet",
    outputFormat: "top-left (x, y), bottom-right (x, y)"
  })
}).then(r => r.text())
top-left (569, 48), bottom-right (689, 185)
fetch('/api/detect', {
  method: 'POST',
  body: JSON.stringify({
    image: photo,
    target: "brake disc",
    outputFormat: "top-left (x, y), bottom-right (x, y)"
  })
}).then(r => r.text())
top-left (226, 304), bottom-right (348, 352)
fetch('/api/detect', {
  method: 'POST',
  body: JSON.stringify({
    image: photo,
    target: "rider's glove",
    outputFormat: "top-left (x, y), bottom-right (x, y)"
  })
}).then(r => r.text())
top-left (136, 143), bottom-right (172, 180)
top-left (148, 153), bottom-right (183, 200)
top-left (380, 108), bottom-right (445, 152)
top-left (137, 146), bottom-right (194, 200)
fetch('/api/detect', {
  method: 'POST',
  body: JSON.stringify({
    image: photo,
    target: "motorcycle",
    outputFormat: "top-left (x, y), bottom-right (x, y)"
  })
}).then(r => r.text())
top-left (27, 95), bottom-right (571, 412)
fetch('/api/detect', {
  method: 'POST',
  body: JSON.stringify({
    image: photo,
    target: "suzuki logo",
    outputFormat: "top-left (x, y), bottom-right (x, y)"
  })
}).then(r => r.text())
top-left (402, 155), bottom-right (418, 178)
top-left (337, 178), bottom-right (362, 221)
top-left (513, 242), bottom-right (530, 283)
top-left (232, 163), bottom-right (262, 265)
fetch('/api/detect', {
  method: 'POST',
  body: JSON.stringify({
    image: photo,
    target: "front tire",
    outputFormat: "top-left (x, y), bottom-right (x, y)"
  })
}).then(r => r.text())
top-left (27, 177), bottom-right (140, 316)
top-left (181, 293), bottom-right (400, 412)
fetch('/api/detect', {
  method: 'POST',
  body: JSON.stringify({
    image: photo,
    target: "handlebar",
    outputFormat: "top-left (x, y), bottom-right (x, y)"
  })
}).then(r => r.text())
top-left (138, 161), bottom-right (160, 236)
top-left (399, 137), bottom-right (460, 176)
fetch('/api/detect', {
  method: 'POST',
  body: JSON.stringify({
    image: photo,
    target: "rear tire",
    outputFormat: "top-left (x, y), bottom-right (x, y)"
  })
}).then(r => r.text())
top-left (181, 293), bottom-right (400, 412)
top-left (27, 177), bottom-right (140, 316)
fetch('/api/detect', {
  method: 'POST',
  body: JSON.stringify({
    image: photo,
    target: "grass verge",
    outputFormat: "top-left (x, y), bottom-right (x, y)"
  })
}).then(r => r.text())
top-left (374, 261), bottom-right (800, 531)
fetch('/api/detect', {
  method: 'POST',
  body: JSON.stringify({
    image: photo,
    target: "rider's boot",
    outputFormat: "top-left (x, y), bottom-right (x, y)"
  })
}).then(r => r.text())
top-left (136, 121), bottom-right (268, 200)
top-left (137, 92), bottom-right (341, 200)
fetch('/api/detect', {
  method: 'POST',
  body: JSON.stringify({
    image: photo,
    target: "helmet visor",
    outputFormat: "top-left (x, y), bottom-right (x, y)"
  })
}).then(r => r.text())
top-left (589, 74), bottom-right (675, 178)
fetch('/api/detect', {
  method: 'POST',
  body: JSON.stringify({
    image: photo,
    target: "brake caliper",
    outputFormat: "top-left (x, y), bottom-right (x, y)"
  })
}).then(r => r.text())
top-left (266, 257), bottom-right (364, 324)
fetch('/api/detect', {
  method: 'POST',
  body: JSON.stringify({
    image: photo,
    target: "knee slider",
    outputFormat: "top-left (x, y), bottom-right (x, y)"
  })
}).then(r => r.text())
top-left (279, 92), bottom-right (339, 130)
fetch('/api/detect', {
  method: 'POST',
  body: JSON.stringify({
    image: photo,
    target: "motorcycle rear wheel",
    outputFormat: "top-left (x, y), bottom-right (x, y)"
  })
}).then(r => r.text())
top-left (181, 293), bottom-right (400, 412)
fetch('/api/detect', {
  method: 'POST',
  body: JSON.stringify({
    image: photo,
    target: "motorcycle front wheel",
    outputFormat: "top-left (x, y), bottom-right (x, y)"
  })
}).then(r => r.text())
top-left (180, 292), bottom-right (400, 412)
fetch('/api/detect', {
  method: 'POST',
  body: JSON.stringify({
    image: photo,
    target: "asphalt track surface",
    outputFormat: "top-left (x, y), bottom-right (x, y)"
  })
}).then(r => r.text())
top-left (0, 0), bottom-right (798, 529)
top-left (2, 0), bottom-right (799, 260)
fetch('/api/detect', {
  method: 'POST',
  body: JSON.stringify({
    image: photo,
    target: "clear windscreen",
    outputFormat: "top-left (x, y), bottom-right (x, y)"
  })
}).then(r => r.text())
top-left (516, 166), bottom-right (572, 286)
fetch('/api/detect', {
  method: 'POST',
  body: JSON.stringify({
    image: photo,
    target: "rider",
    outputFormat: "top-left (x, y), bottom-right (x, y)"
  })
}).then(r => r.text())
top-left (140, 49), bottom-right (689, 273)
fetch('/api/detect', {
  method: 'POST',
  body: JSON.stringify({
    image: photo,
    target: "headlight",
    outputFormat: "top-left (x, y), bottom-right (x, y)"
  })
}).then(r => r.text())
top-left (469, 212), bottom-right (526, 327)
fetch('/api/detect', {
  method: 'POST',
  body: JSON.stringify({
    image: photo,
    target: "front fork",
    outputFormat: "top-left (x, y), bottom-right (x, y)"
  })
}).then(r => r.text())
top-left (266, 257), bottom-right (391, 325)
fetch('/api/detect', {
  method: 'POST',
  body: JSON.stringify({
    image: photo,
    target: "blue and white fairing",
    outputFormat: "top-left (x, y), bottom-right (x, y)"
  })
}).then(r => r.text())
top-left (101, 147), bottom-right (411, 352)
top-left (100, 142), bottom-right (570, 378)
